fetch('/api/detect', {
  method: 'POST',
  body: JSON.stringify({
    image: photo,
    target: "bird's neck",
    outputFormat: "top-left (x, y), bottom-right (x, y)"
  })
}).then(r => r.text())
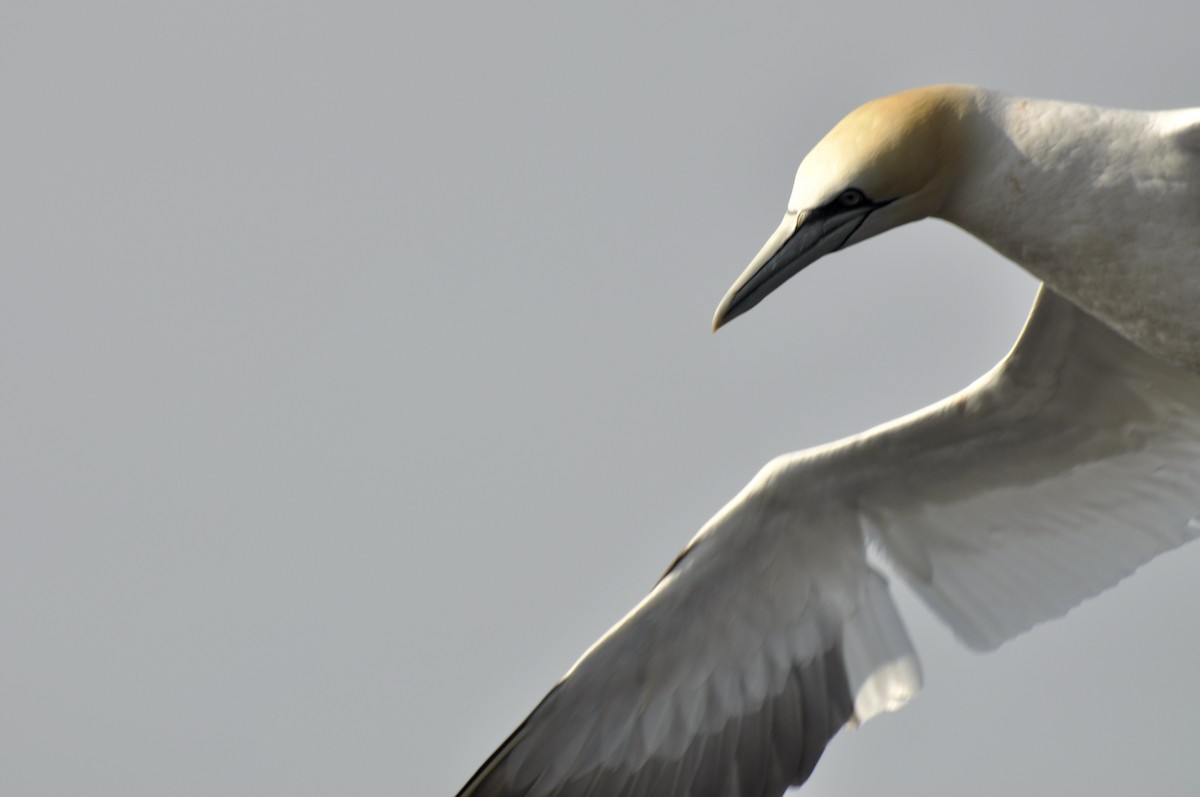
top-left (942, 95), bottom-right (1164, 269)
top-left (938, 93), bottom-right (1200, 362)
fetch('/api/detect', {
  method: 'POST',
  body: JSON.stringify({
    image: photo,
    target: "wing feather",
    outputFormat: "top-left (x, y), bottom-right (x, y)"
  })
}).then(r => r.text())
top-left (837, 287), bottom-right (1200, 649)
top-left (456, 495), bottom-right (916, 797)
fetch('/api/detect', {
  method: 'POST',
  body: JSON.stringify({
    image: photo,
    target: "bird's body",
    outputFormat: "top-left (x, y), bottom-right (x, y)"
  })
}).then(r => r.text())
top-left (455, 87), bottom-right (1200, 797)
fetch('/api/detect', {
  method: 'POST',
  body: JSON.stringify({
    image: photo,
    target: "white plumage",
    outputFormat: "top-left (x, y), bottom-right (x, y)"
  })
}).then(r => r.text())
top-left (456, 86), bottom-right (1200, 797)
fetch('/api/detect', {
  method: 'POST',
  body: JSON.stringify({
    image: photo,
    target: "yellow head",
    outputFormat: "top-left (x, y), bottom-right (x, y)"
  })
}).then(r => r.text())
top-left (714, 86), bottom-right (979, 329)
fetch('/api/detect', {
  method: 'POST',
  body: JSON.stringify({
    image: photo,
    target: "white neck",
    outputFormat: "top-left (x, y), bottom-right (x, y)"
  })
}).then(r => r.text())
top-left (938, 91), bottom-right (1200, 364)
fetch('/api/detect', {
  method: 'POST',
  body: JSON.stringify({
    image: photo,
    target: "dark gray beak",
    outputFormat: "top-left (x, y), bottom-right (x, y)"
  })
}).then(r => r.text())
top-left (712, 204), bottom-right (875, 330)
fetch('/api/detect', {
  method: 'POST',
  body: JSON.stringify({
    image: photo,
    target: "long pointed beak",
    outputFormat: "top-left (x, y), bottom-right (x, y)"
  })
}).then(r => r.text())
top-left (712, 206), bottom-right (870, 331)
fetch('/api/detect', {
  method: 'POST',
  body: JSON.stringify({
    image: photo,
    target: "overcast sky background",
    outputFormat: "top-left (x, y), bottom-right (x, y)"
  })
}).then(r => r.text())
top-left (4, 3), bottom-right (1200, 796)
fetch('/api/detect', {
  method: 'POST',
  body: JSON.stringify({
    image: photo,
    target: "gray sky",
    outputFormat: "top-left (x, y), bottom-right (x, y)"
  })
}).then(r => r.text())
top-left (4, 3), bottom-right (1200, 795)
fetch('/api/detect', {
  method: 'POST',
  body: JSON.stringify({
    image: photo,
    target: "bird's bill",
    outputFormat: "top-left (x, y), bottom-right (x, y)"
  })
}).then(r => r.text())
top-left (712, 206), bottom-right (871, 330)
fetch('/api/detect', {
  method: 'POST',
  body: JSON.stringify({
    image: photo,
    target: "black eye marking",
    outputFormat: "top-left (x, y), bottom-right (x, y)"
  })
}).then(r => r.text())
top-left (836, 188), bottom-right (866, 208)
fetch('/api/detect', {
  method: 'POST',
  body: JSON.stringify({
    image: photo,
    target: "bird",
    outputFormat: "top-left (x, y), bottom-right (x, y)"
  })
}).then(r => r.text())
top-left (454, 86), bottom-right (1200, 797)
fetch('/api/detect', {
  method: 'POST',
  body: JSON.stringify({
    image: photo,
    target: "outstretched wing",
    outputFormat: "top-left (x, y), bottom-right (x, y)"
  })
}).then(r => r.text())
top-left (831, 287), bottom-right (1200, 649)
top-left (456, 287), bottom-right (1200, 796)
top-left (457, 485), bottom-right (920, 797)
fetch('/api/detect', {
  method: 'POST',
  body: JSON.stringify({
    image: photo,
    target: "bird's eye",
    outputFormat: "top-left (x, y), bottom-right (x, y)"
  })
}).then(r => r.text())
top-left (837, 188), bottom-right (866, 207)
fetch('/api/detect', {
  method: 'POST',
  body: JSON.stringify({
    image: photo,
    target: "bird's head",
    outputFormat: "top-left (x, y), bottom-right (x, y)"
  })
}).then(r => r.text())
top-left (713, 85), bottom-right (979, 330)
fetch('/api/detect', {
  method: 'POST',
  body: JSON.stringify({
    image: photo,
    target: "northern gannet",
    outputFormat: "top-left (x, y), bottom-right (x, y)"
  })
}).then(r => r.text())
top-left (455, 86), bottom-right (1200, 797)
